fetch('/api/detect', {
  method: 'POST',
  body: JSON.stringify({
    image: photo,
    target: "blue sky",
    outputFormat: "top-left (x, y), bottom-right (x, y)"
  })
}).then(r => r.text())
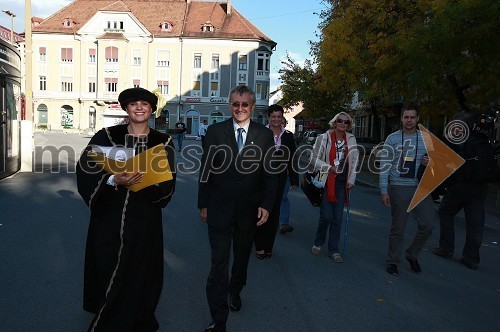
top-left (1, 0), bottom-right (326, 89)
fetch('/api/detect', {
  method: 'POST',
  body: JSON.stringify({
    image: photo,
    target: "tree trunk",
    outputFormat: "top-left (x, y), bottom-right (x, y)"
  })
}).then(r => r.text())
top-left (446, 74), bottom-right (470, 112)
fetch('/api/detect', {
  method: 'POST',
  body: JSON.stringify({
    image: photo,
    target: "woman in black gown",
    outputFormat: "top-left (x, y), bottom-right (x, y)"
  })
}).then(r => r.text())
top-left (76, 87), bottom-right (176, 332)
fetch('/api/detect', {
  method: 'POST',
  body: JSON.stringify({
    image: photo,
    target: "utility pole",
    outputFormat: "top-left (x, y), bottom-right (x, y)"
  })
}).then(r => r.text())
top-left (1, 9), bottom-right (15, 44)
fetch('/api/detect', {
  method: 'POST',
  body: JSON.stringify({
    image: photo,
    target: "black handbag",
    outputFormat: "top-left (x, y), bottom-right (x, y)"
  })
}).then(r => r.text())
top-left (301, 171), bottom-right (324, 207)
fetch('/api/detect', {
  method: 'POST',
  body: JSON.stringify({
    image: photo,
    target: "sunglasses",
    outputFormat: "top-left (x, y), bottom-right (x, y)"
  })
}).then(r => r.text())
top-left (336, 119), bottom-right (351, 125)
top-left (231, 102), bottom-right (251, 108)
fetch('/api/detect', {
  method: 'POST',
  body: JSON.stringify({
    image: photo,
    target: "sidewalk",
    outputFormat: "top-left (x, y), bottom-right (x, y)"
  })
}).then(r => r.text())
top-left (355, 165), bottom-right (500, 233)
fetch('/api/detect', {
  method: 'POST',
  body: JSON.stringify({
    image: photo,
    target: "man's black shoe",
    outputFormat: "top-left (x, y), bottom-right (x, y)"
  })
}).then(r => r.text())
top-left (205, 321), bottom-right (226, 332)
top-left (406, 257), bottom-right (422, 273)
top-left (386, 264), bottom-right (398, 275)
top-left (460, 258), bottom-right (478, 270)
top-left (229, 293), bottom-right (242, 312)
top-left (432, 247), bottom-right (453, 259)
top-left (205, 321), bottom-right (216, 332)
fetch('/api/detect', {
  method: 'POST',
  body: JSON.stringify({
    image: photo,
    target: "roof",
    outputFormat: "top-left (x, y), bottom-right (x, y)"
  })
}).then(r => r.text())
top-left (31, 0), bottom-right (275, 46)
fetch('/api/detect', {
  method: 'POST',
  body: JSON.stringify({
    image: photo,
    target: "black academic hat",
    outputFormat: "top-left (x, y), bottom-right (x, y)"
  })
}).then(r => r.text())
top-left (118, 87), bottom-right (158, 111)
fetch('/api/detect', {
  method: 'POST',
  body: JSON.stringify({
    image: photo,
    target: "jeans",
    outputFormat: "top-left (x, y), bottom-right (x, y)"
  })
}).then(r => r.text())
top-left (279, 178), bottom-right (291, 225)
top-left (177, 133), bottom-right (185, 150)
top-left (438, 181), bottom-right (487, 265)
top-left (314, 179), bottom-right (346, 254)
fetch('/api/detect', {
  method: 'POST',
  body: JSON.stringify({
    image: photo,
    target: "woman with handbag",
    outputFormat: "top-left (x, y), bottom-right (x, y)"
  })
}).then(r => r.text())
top-left (310, 112), bottom-right (358, 263)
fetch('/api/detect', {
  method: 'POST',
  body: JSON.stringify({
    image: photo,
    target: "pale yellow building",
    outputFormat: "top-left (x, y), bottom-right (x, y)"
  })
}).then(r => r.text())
top-left (28, 0), bottom-right (275, 135)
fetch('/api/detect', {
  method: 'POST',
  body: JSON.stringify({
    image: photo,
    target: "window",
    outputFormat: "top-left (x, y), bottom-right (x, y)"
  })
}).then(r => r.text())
top-left (193, 53), bottom-right (202, 68)
top-left (133, 79), bottom-right (140, 88)
top-left (238, 55), bottom-right (247, 70)
top-left (39, 76), bottom-right (46, 91)
top-left (105, 46), bottom-right (119, 63)
top-left (61, 77), bottom-right (73, 92)
top-left (257, 52), bottom-right (270, 72)
top-left (202, 22), bottom-right (215, 33)
top-left (88, 49), bottom-right (96, 63)
top-left (256, 83), bottom-right (262, 100)
top-left (61, 48), bottom-right (73, 62)
top-left (39, 47), bottom-right (46, 62)
top-left (62, 19), bottom-right (74, 28)
top-left (132, 49), bottom-right (142, 66)
top-left (157, 50), bottom-right (170, 67)
top-left (211, 54), bottom-right (219, 69)
top-left (106, 21), bottom-right (124, 31)
top-left (355, 116), bottom-right (367, 137)
top-left (238, 73), bottom-right (247, 82)
top-left (104, 78), bottom-right (118, 92)
top-left (192, 74), bottom-right (201, 97)
top-left (210, 82), bottom-right (219, 97)
top-left (160, 21), bottom-right (172, 32)
top-left (88, 77), bottom-right (96, 92)
top-left (210, 72), bottom-right (219, 81)
top-left (157, 80), bottom-right (169, 95)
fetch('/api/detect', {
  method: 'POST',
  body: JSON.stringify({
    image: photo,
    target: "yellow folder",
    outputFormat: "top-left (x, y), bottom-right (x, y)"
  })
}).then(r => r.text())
top-left (89, 143), bottom-right (173, 192)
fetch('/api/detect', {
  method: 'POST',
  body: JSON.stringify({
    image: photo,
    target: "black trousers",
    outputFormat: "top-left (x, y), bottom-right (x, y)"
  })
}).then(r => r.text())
top-left (254, 177), bottom-right (287, 253)
top-left (438, 181), bottom-right (488, 265)
top-left (206, 223), bottom-right (256, 326)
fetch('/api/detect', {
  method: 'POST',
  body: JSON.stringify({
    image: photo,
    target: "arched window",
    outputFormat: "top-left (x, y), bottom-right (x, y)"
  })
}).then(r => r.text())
top-left (37, 104), bottom-right (48, 124)
top-left (60, 105), bottom-right (74, 127)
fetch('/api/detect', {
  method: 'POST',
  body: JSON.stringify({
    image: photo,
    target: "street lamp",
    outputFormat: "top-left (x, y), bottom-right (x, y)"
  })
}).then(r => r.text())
top-left (2, 9), bottom-right (16, 44)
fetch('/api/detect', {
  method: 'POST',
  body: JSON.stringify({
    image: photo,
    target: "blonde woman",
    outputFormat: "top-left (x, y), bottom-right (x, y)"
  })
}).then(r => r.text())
top-left (310, 112), bottom-right (359, 263)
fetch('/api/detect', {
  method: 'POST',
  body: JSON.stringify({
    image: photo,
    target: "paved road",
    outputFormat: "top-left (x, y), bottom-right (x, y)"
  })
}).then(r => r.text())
top-left (0, 133), bottom-right (499, 331)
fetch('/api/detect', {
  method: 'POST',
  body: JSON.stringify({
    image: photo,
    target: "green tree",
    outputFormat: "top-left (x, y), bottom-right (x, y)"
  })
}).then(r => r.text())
top-left (314, 0), bottom-right (500, 120)
top-left (278, 54), bottom-right (344, 120)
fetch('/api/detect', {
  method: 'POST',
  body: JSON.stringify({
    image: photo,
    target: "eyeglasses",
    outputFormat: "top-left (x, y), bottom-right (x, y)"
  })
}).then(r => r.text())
top-left (336, 119), bottom-right (351, 125)
top-left (231, 102), bottom-right (251, 108)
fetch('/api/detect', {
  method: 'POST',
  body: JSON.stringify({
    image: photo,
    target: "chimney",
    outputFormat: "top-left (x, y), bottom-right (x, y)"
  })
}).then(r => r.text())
top-left (227, 0), bottom-right (232, 15)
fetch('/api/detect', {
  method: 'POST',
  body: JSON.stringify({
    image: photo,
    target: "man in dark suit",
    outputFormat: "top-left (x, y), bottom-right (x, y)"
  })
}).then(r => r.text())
top-left (198, 85), bottom-right (278, 332)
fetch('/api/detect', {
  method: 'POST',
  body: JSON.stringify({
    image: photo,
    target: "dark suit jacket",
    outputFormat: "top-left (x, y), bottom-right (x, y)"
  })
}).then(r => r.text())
top-left (278, 130), bottom-right (300, 187)
top-left (198, 119), bottom-right (279, 229)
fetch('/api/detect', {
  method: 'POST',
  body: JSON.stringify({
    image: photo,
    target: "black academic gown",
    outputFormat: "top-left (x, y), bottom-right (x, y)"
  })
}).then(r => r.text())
top-left (76, 124), bottom-right (176, 332)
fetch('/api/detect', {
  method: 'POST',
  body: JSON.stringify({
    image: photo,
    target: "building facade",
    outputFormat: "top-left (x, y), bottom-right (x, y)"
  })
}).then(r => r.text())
top-left (28, 0), bottom-right (276, 135)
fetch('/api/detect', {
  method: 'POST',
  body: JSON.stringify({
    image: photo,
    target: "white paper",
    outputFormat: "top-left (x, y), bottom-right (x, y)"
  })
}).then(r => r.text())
top-left (91, 145), bottom-right (135, 162)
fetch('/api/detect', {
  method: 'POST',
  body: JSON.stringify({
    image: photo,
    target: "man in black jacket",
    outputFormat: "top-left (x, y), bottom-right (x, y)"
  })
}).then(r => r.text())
top-left (433, 110), bottom-right (498, 270)
top-left (198, 85), bottom-right (278, 331)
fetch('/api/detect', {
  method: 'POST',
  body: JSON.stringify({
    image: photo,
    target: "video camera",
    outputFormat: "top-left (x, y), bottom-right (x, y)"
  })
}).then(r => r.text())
top-left (473, 108), bottom-right (496, 136)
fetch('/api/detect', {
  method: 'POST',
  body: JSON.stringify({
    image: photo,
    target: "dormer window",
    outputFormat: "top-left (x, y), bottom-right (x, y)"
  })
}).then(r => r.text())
top-left (201, 21), bottom-right (215, 33)
top-left (62, 19), bottom-right (75, 28)
top-left (160, 21), bottom-right (173, 32)
top-left (105, 21), bottom-right (124, 32)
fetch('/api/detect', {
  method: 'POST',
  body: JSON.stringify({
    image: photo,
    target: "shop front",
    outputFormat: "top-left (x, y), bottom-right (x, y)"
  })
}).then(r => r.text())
top-left (0, 39), bottom-right (21, 179)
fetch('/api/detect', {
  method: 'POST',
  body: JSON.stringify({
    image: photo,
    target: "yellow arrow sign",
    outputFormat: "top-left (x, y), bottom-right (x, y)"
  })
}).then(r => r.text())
top-left (407, 124), bottom-right (465, 212)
